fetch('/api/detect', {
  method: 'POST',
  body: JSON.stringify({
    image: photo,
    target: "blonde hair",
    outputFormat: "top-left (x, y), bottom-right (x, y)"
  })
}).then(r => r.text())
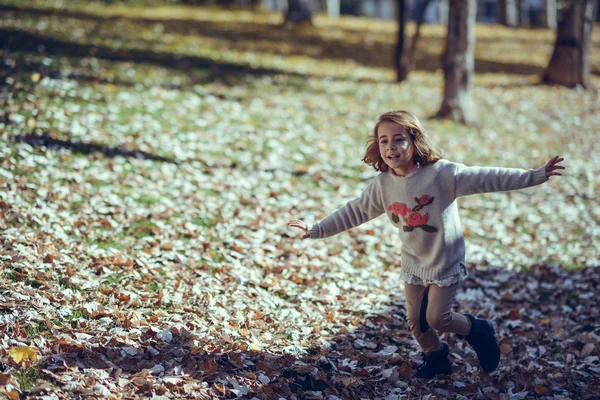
top-left (362, 110), bottom-right (444, 172)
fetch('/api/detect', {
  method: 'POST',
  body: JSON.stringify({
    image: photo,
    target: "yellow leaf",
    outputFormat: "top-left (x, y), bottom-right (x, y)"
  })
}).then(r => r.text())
top-left (8, 346), bottom-right (38, 363)
top-left (31, 73), bottom-right (40, 83)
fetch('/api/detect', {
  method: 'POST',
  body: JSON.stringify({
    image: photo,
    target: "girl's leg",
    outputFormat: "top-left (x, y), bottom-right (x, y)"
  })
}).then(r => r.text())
top-left (404, 283), bottom-right (443, 354)
top-left (425, 283), bottom-right (471, 336)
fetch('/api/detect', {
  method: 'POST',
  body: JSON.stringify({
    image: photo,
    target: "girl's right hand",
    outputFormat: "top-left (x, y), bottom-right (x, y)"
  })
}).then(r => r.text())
top-left (287, 219), bottom-right (310, 240)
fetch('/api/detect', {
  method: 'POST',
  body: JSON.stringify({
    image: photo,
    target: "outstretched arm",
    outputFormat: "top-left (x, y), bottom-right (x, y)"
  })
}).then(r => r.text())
top-left (287, 177), bottom-right (385, 239)
top-left (454, 156), bottom-right (565, 198)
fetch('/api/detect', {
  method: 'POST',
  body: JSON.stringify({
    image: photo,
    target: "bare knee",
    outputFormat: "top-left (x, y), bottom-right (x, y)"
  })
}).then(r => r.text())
top-left (427, 311), bottom-right (452, 331)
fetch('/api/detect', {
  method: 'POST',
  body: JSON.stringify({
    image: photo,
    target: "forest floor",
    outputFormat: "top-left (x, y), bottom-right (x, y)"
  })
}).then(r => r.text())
top-left (0, 1), bottom-right (599, 399)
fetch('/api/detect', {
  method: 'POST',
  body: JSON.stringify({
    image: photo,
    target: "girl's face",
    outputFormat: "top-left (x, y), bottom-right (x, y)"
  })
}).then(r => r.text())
top-left (377, 121), bottom-right (416, 175)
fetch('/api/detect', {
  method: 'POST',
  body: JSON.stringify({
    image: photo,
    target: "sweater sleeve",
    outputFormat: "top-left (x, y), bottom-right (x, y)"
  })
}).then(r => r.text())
top-left (309, 177), bottom-right (385, 239)
top-left (454, 163), bottom-right (549, 198)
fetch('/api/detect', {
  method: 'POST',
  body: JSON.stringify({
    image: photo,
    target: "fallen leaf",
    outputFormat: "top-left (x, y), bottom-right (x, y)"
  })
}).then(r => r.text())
top-left (8, 346), bottom-right (38, 363)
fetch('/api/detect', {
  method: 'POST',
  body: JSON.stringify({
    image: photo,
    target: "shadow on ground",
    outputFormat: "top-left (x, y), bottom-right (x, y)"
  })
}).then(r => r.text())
top-left (13, 132), bottom-right (179, 164)
top-left (39, 265), bottom-right (600, 399)
top-left (4, 5), bottom-right (596, 83)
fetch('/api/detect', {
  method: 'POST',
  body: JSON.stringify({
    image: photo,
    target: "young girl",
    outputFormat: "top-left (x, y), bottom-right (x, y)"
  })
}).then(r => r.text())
top-left (288, 110), bottom-right (564, 379)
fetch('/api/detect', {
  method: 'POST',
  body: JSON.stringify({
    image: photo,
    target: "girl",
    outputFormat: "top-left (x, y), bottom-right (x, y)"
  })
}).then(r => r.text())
top-left (288, 110), bottom-right (564, 379)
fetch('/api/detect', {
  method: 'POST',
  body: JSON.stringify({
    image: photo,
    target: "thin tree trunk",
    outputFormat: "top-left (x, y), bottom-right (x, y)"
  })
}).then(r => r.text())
top-left (518, 0), bottom-right (530, 26)
top-left (437, 0), bottom-right (449, 24)
top-left (405, 0), bottom-right (433, 78)
top-left (545, 0), bottom-right (558, 29)
top-left (396, 0), bottom-right (433, 82)
top-left (395, 0), bottom-right (408, 82)
top-left (498, 0), bottom-right (519, 27)
top-left (436, 0), bottom-right (477, 125)
top-left (323, 0), bottom-right (340, 16)
top-left (542, 0), bottom-right (598, 89)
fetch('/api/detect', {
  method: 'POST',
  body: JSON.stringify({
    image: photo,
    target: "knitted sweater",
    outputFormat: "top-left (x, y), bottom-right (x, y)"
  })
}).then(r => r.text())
top-left (309, 160), bottom-right (548, 285)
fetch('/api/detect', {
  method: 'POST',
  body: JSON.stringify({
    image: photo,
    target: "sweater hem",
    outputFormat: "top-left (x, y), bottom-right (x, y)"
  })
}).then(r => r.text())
top-left (400, 259), bottom-right (466, 283)
top-left (399, 263), bottom-right (467, 287)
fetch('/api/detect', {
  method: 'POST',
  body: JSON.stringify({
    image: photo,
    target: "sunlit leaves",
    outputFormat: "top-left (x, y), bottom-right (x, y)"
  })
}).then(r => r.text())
top-left (0, 1), bottom-right (599, 398)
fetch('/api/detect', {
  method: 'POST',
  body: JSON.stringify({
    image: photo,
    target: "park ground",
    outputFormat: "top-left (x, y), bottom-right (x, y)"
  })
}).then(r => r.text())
top-left (0, 1), bottom-right (599, 398)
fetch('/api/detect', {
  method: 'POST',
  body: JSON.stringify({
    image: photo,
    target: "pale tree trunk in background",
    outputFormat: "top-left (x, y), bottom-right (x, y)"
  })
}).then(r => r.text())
top-left (498, 0), bottom-right (519, 26)
top-left (320, 0), bottom-right (340, 16)
top-left (545, 0), bottom-right (558, 29)
top-left (543, 0), bottom-right (598, 89)
top-left (518, 0), bottom-right (529, 26)
top-left (436, 0), bottom-right (477, 124)
top-left (284, 0), bottom-right (313, 24)
top-left (327, 0), bottom-right (340, 16)
top-left (437, 0), bottom-right (449, 24)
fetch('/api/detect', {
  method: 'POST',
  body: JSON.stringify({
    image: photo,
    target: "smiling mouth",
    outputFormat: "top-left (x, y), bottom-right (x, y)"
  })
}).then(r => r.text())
top-left (387, 155), bottom-right (400, 160)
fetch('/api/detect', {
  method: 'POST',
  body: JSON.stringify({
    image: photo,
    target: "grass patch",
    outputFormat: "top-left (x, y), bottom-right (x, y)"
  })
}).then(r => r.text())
top-left (14, 368), bottom-right (48, 392)
top-left (56, 309), bottom-right (91, 328)
top-left (136, 194), bottom-right (159, 206)
top-left (126, 219), bottom-right (160, 239)
top-left (84, 236), bottom-right (127, 251)
top-left (190, 216), bottom-right (214, 227)
top-left (25, 322), bottom-right (51, 339)
top-left (147, 280), bottom-right (160, 292)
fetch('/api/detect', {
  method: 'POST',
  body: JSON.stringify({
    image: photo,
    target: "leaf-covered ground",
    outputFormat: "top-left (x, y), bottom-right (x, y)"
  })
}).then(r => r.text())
top-left (0, 2), bottom-right (599, 399)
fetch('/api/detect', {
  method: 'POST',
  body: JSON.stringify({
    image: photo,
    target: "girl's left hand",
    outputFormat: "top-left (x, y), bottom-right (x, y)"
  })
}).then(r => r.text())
top-left (545, 156), bottom-right (565, 178)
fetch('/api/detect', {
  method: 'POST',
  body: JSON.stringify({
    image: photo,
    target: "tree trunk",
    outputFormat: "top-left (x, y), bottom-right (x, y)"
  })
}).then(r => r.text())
top-left (437, 0), bottom-right (449, 24)
top-left (545, 0), bottom-right (558, 29)
top-left (326, 0), bottom-right (340, 16)
top-left (395, 0), bottom-right (408, 82)
top-left (436, 0), bottom-right (477, 124)
top-left (498, 0), bottom-right (519, 27)
top-left (397, 0), bottom-right (433, 81)
top-left (542, 0), bottom-right (598, 89)
top-left (284, 0), bottom-right (313, 24)
top-left (518, 0), bottom-right (530, 26)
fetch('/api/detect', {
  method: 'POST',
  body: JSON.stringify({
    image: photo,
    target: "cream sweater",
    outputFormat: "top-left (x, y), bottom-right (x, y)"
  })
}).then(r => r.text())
top-left (309, 160), bottom-right (548, 285)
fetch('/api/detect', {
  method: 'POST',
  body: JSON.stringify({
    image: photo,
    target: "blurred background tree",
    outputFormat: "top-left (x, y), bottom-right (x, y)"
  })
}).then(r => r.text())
top-left (435, 0), bottom-right (478, 124)
top-left (543, 0), bottom-right (598, 89)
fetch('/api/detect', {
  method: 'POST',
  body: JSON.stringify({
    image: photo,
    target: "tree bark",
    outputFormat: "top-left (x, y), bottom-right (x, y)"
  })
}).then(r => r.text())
top-left (284, 0), bottom-right (313, 25)
top-left (396, 0), bottom-right (433, 82)
top-left (436, 0), bottom-right (477, 125)
top-left (395, 0), bottom-right (408, 82)
top-left (498, 0), bottom-right (519, 27)
top-left (518, 0), bottom-right (530, 26)
top-left (542, 0), bottom-right (598, 89)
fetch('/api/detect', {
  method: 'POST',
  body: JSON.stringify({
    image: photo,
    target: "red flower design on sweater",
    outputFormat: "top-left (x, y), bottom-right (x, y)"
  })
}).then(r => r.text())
top-left (419, 195), bottom-right (431, 206)
top-left (404, 212), bottom-right (428, 227)
top-left (388, 194), bottom-right (437, 232)
top-left (387, 202), bottom-right (410, 217)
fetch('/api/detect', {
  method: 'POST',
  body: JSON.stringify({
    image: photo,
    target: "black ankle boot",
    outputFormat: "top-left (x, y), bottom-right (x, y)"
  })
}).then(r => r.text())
top-left (460, 314), bottom-right (501, 373)
top-left (414, 342), bottom-right (452, 379)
